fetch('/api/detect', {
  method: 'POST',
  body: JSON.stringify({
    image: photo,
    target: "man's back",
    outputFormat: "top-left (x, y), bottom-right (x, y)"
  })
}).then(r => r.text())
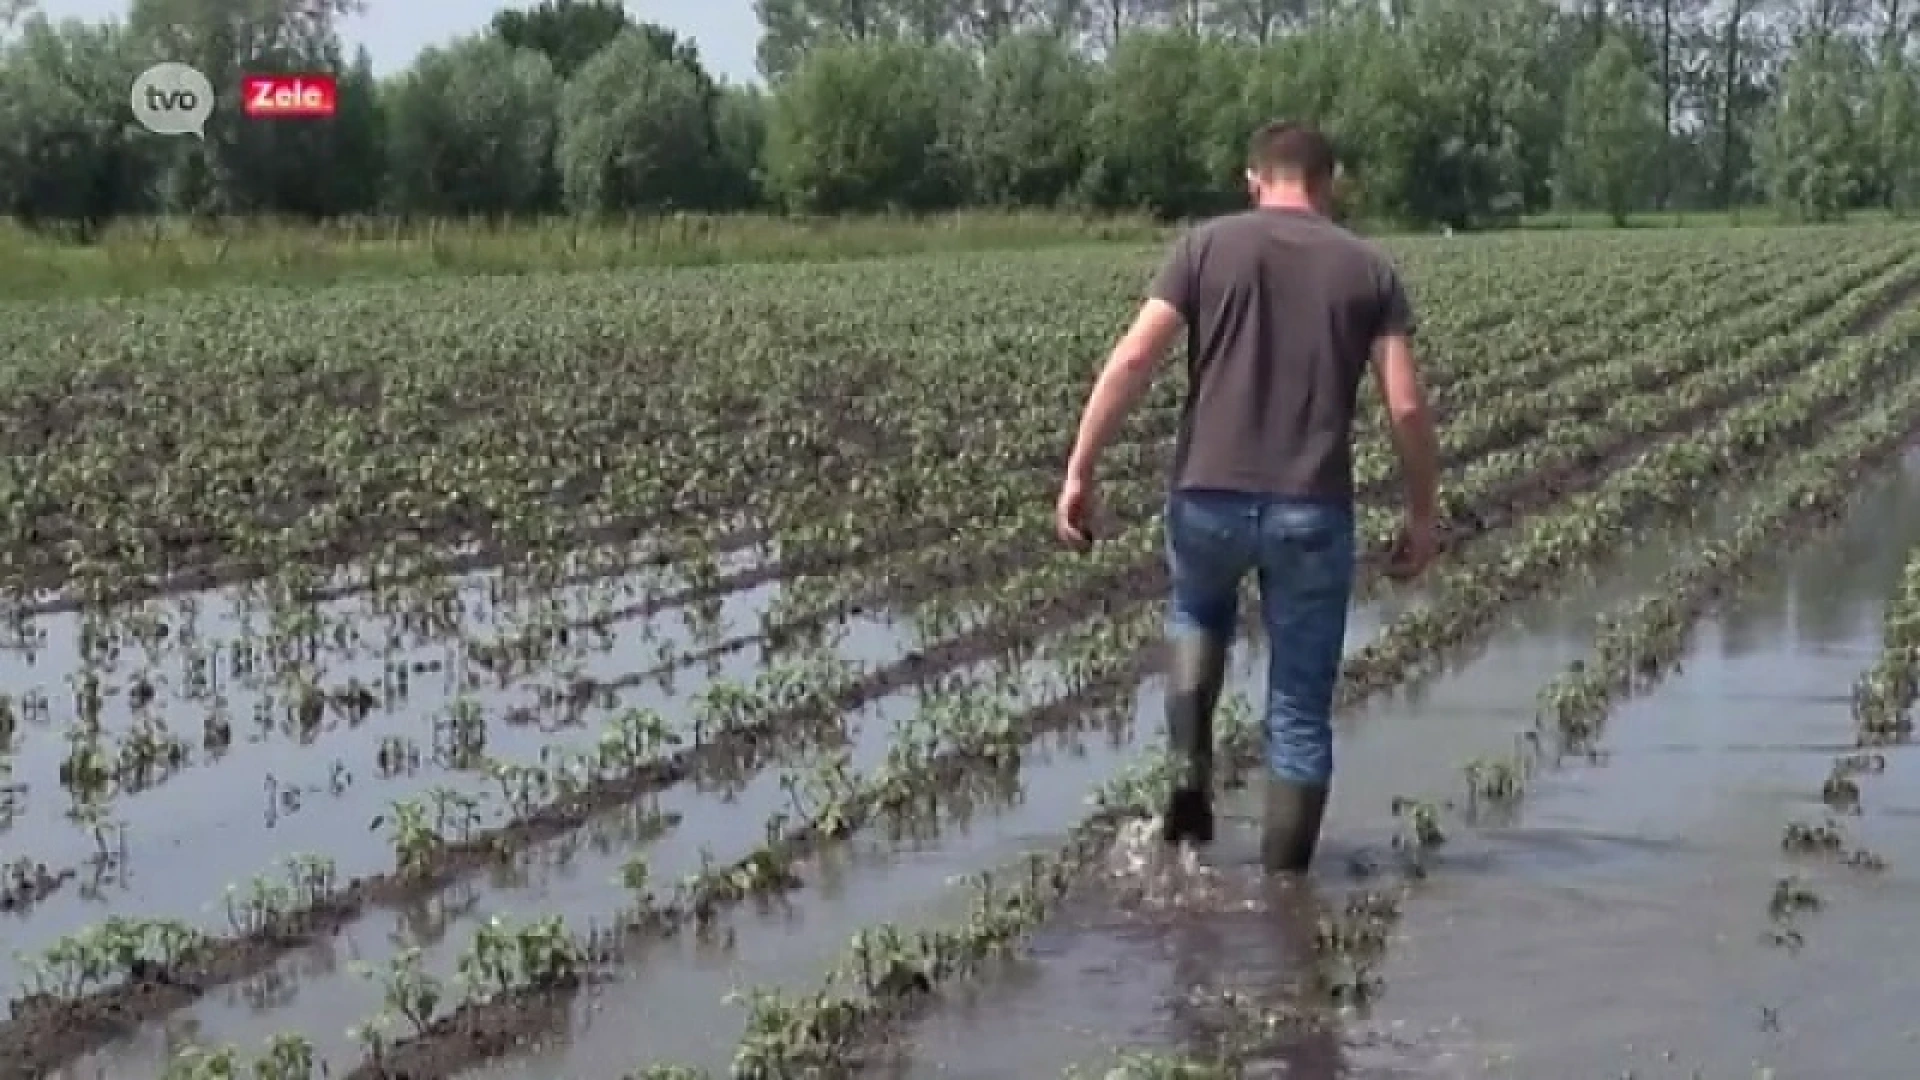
top-left (1149, 207), bottom-right (1414, 503)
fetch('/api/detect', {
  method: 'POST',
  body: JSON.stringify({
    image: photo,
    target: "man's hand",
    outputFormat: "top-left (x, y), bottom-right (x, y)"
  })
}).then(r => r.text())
top-left (1384, 513), bottom-right (1438, 580)
top-left (1055, 472), bottom-right (1100, 551)
top-left (1057, 297), bottom-right (1180, 554)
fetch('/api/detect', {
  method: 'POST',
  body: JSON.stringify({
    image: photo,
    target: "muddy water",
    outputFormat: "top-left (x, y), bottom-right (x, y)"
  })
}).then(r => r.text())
top-left (0, 544), bottom-right (825, 980)
top-left (1348, 448), bottom-right (1920, 1079)
top-left (898, 450), bottom-right (1920, 1080)
top-left (63, 603), bottom-right (1388, 1077)
top-left (454, 609), bottom-right (1395, 1080)
top-left (894, 505), bottom-right (1735, 1080)
top-left (448, 513), bottom-right (1705, 1078)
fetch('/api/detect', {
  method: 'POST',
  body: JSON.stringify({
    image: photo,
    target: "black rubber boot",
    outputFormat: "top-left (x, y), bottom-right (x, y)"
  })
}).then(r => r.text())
top-left (1260, 777), bottom-right (1330, 873)
top-left (1162, 634), bottom-right (1228, 848)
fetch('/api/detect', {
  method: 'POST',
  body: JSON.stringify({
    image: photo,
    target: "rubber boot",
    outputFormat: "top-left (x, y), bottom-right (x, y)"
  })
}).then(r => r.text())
top-left (1260, 776), bottom-right (1330, 873)
top-left (1162, 634), bottom-right (1228, 848)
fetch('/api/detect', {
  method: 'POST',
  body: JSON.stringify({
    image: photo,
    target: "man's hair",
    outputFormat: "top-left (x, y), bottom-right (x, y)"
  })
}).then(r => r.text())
top-left (1247, 122), bottom-right (1336, 186)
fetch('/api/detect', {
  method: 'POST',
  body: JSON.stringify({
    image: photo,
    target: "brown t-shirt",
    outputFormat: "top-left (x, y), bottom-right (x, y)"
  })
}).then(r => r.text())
top-left (1148, 207), bottom-right (1415, 504)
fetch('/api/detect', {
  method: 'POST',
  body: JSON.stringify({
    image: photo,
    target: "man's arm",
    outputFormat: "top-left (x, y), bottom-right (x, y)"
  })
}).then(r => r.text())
top-left (1065, 297), bottom-right (1184, 481)
top-left (1369, 261), bottom-right (1438, 522)
top-left (1371, 332), bottom-right (1439, 523)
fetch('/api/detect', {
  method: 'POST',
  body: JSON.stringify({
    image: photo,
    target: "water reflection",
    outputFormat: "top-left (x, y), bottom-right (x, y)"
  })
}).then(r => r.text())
top-left (1718, 447), bottom-right (1920, 658)
top-left (1357, 448), bottom-right (1920, 1077)
top-left (1165, 879), bottom-right (1348, 1079)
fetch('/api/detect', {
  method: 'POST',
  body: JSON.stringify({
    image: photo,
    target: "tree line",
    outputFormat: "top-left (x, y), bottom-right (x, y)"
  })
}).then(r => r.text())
top-left (0, 0), bottom-right (1916, 235)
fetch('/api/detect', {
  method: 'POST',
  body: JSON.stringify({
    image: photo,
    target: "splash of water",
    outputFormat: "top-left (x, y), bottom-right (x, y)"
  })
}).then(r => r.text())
top-left (1103, 814), bottom-right (1236, 911)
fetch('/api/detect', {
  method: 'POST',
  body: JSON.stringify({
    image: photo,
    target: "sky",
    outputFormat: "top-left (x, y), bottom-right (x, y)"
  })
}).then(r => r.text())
top-left (37, 0), bottom-right (765, 84)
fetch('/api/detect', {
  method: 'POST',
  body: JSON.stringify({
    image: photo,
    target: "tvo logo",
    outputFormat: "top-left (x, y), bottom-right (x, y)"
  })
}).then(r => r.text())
top-left (130, 64), bottom-right (339, 136)
top-left (130, 62), bottom-right (213, 138)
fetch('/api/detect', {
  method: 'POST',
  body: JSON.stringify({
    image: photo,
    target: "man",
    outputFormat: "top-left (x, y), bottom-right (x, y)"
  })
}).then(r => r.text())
top-left (1054, 121), bottom-right (1441, 873)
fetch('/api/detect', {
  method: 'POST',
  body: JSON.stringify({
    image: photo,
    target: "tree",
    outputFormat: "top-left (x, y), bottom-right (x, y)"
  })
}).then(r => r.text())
top-left (1865, 48), bottom-right (1920, 212)
top-left (555, 27), bottom-right (729, 212)
top-left (1385, 0), bottom-right (1555, 228)
top-left (966, 31), bottom-right (1096, 205)
top-left (755, 0), bottom-right (884, 79)
top-left (0, 0), bottom-right (38, 39)
top-left (1207, 0), bottom-right (1309, 43)
top-left (1706, 0), bottom-right (1771, 206)
top-left (1557, 31), bottom-right (1663, 223)
top-left (1760, 35), bottom-right (1861, 220)
top-left (712, 87), bottom-right (769, 208)
top-left (1080, 30), bottom-right (1216, 214)
top-left (489, 0), bottom-right (630, 79)
top-left (0, 15), bottom-right (153, 236)
top-left (761, 41), bottom-right (975, 210)
top-left (382, 35), bottom-right (559, 215)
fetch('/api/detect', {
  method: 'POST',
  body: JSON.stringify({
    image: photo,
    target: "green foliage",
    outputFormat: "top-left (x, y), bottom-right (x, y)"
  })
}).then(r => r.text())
top-left (762, 40), bottom-right (975, 212)
top-left (556, 28), bottom-right (732, 212)
top-left (1557, 32), bottom-right (1662, 224)
top-left (2, 1), bottom-right (1920, 235)
top-left (1080, 31), bottom-right (1229, 216)
top-left (0, 16), bottom-right (153, 234)
top-left (488, 0), bottom-right (631, 79)
top-left (1866, 51), bottom-right (1920, 216)
top-left (965, 32), bottom-right (1095, 208)
top-left (382, 35), bottom-right (559, 215)
top-left (1761, 37), bottom-right (1864, 222)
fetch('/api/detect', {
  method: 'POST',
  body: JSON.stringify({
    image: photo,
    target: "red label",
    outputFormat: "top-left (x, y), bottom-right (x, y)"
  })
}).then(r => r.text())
top-left (241, 74), bottom-right (337, 118)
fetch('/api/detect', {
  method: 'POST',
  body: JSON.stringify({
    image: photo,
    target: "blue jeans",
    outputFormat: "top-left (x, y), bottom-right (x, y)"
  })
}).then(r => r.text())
top-left (1164, 489), bottom-right (1357, 786)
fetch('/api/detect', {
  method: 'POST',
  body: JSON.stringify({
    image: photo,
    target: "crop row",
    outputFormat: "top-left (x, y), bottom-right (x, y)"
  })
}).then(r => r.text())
top-left (1762, 535), bottom-right (1920, 954)
top-left (742, 237), bottom-right (1901, 567)
top-left (313, 225), bottom-right (1830, 639)
top-left (303, 227), bottom-right (1810, 650)
top-left (9, 244), bottom-right (1912, 910)
top-left (0, 228), bottom-right (1858, 672)
top-left (7, 233), bottom-right (1912, 1068)
top-left (0, 241), bottom-right (1595, 608)
top-left (580, 290), bottom-right (1920, 1075)
top-left (472, 239), bottom-right (1920, 719)
top-left (0, 231), bottom-right (1865, 617)
top-left (1850, 546), bottom-right (1920, 747)
top-left (469, 235), bottom-right (1912, 674)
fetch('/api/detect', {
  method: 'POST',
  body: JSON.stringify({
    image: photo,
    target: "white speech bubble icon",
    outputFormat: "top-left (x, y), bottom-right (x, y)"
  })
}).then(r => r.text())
top-left (131, 62), bottom-right (214, 138)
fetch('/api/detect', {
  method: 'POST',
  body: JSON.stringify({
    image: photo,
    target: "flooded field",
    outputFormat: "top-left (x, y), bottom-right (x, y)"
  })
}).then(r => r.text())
top-left (2, 225), bottom-right (1919, 1079)
top-left (1354, 449), bottom-right (1920, 1080)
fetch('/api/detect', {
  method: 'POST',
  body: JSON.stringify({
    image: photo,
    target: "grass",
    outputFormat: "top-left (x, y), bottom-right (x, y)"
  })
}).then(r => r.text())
top-left (0, 212), bottom-right (1170, 302)
top-left (0, 205), bottom-right (1889, 302)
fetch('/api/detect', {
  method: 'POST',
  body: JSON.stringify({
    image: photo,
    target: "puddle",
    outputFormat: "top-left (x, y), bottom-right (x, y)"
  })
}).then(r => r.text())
top-left (1361, 448), bottom-right (1920, 1078)
top-left (0, 540), bottom-right (910, 986)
